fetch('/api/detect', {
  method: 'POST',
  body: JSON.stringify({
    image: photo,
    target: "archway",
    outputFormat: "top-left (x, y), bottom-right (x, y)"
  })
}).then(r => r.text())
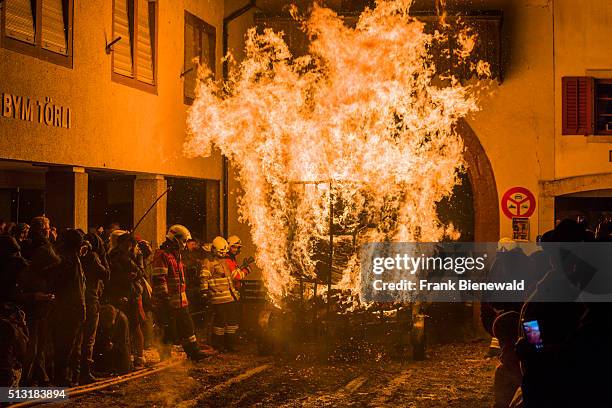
top-left (433, 119), bottom-right (499, 339)
top-left (456, 119), bottom-right (500, 242)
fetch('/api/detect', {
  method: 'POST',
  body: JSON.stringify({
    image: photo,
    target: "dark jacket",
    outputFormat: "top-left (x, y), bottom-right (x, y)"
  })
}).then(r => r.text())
top-left (17, 236), bottom-right (60, 319)
top-left (48, 252), bottom-right (86, 322)
top-left (107, 249), bottom-right (143, 305)
top-left (81, 251), bottom-right (110, 304)
top-left (518, 268), bottom-right (587, 406)
top-left (95, 305), bottom-right (131, 374)
top-left (0, 303), bottom-right (28, 383)
top-left (481, 247), bottom-right (534, 334)
top-left (0, 236), bottom-right (28, 304)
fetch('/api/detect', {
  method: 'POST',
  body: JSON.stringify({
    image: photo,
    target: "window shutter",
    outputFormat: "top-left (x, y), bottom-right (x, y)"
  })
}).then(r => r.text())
top-left (184, 20), bottom-right (196, 100)
top-left (113, 0), bottom-right (133, 77)
top-left (200, 27), bottom-right (214, 73)
top-left (5, 0), bottom-right (36, 44)
top-left (562, 76), bottom-right (594, 135)
top-left (136, 0), bottom-right (154, 84)
top-left (183, 13), bottom-right (215, 102)
top-left (41, 0), bottom-right (68, 55)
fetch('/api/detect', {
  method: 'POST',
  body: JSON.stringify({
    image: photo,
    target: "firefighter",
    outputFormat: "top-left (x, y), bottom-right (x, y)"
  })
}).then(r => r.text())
top-left (225, 235), bottom-right (254, 290)
top-left (151, 225), bottom-right (206, 362)
top-left (200, 236), bottom-right (240, 352)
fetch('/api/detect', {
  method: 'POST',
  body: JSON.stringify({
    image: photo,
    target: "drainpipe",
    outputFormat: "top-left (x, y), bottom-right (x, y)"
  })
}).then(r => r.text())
top-left (221, 0), bottom-right (257, 237)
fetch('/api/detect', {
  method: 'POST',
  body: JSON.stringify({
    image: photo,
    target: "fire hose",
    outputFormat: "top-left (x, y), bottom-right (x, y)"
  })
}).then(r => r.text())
top-left (132, 186), bottom-right (172, 234)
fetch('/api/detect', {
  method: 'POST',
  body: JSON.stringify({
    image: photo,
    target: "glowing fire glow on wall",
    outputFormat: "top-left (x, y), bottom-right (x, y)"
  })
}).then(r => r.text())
top-left (185, 0), bottom-right (487, 305)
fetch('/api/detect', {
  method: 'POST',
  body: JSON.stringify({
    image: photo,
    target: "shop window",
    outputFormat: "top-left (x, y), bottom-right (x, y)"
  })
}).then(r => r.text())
top-left (562, 76), bottom-right (612, 135)
top-left (183, 11), bottom-right (216, 104)
top-left (112, 0), bottom-right (157, 92)
top-left (0, 188), bottom-right (45, 225)
top-left (166, 178), bottom-right (220, 242)
top-left (0, 0), bottom-right (73, 68)
top-left (88, 175), bottom-right (135, 231)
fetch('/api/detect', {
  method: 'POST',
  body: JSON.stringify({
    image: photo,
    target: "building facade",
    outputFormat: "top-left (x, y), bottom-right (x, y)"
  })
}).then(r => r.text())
top-left (0, 0), bottom-right (227, 248)
top-left (225, 0), bottom-right (612, 248)
top-left (2, 0), bottom-right (612, 266)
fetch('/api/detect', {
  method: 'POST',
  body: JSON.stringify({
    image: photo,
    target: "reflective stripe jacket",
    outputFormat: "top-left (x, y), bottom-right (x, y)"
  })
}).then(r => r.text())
top-left (225, 257), bottom-right (251, 289)
top-left (151, 248), bottom-right (188, 308)
top-left (200, 258), bottom-right (238, 304)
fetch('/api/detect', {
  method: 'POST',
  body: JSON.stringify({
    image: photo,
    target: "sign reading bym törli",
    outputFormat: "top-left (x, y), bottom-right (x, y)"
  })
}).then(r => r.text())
top-left (1, 92), bottom-right (71, 129)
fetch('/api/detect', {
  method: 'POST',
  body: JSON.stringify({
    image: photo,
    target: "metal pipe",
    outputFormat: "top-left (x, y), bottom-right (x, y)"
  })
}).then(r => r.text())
top-left (223, 0), bottom-right (257, 80)
top-left (313, 281), bottom-right (318, 336)
top-left (132, 186), bottom-right (172, 233)
top-left (11, 357), bottom-right (184, 408)
top-left (327, 184), bottom-right (333, 317)
top-left (15, 187), bottom-right (20, 223)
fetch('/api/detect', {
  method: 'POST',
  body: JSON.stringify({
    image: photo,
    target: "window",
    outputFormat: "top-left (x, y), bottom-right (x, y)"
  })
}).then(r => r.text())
top-left (562, 77), bottom-right (612, 136)
top-left (166, 178), bottom-right (220, 241)
top-left (419, 12), bottom-right (503, 82)
top-left (112, 0), bottom-right (157, 92)
top-left (184, 11), bottom-right (216, 104)
top-left (0, 0), bottom-right (73, 67)
top-left (595, 80), bottom-right (612, 135)
top-left (254, 12), bottom-right (503, 83)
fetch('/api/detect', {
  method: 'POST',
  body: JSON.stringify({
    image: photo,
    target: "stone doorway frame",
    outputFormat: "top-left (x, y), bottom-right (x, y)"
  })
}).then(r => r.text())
top-left (539, 173), bottom-right (612, 233)
top-left (456, 119), bottom-right (500, 242)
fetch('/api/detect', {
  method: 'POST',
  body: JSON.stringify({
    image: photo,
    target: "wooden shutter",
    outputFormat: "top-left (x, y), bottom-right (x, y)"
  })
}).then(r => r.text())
top-left (184, 13), bottom-right (216, 103)
top-left (202, 26), bottom-right (214, 74)
top-left (41, 0), bottom-right (68, 55)
top-left (184, 18), bottom-right (197, 100)
top-left (562, 76), bottom-right (594, 135)
top-left (5, 0), bottom-right (35, 44)
top-left (113, 0), bottom-right (133, 77)
top-left (136, 0), bottom-right (154, 84)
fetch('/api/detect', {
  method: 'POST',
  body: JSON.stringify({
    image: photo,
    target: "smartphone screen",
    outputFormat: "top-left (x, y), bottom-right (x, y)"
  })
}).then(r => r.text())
top-left (522, 320), bottom-right (543, 351)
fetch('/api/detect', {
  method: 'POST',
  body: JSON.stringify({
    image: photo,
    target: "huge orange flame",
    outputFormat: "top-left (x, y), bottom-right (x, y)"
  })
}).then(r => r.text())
top-left (186, 0), bottom-right (483, 305)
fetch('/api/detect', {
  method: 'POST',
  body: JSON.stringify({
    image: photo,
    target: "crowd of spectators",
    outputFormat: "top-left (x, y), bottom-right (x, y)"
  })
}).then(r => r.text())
top-left (0, 217), bottom-right (185, 387)
top-left (485, 218), bottom-right (612, 408)
top-left (4, 213), bottom-right (612, 406)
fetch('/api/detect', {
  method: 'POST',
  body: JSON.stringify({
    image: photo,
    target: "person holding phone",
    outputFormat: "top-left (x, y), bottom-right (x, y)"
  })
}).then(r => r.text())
top-left (514, 220), bottom-right (591, 407)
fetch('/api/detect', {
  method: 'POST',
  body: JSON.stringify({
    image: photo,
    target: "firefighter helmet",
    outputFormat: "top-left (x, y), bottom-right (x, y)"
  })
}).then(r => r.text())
top-left (167, 224), bottom-right (192, 245)
top-left (227, 235), bottom-right (242, 247)
top-left (212, 236), bottom-right (229, 256)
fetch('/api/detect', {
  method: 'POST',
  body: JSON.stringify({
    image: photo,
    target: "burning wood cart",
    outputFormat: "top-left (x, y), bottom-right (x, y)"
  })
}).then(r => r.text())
top-left (255, 180), bottom-right (427, 360)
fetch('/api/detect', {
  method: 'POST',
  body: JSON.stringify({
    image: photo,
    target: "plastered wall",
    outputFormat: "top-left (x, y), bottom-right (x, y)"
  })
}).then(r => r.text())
top-left (0, 0), bottom-right (225, 180)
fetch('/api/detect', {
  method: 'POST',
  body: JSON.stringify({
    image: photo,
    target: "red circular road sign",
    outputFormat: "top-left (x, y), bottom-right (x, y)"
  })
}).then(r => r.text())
top-left (501, 187), bottom-right (536, 219)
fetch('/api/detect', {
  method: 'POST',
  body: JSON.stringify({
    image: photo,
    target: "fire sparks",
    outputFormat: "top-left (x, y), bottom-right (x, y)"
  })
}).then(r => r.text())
top-left (185, 0), bottom-right (483, 305)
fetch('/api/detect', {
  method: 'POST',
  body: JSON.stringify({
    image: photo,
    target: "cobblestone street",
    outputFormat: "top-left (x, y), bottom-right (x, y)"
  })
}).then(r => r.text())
top-left (54, 341), bottom-right (496, 408)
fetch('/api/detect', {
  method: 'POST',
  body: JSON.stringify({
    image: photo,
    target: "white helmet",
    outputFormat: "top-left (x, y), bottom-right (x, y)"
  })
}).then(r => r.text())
top-left (227, 235), bottom-right (242, 248)
top-left (497, 237), bottom-right (517, 252)
top-left (212, 236), bottom-right (229, 256)
top-left (167, 224), bottom-right (192, 245)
